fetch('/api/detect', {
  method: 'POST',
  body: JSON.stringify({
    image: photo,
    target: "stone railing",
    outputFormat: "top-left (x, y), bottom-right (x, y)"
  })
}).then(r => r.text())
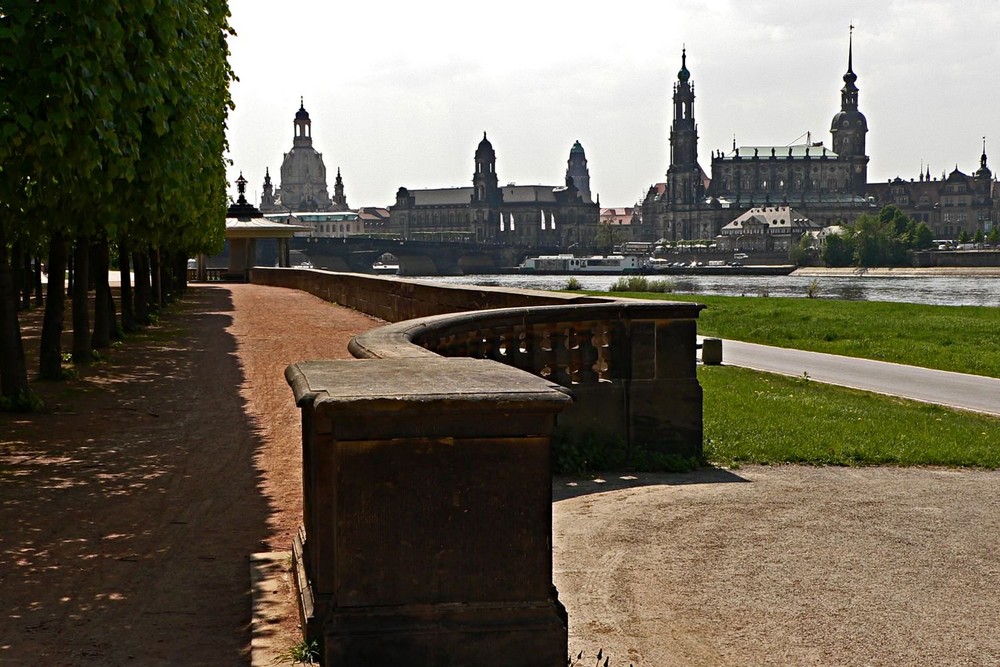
top-left (349, 300), bottom-right (706, 461)
top-left (263, 268), bottom-right (705, 666)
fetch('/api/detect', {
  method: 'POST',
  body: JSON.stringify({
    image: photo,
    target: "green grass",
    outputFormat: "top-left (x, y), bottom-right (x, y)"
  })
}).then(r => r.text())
top-left (701, 365), bottom-right (1000, 468)
top-left (600, 291), bottom-right (1000, 378)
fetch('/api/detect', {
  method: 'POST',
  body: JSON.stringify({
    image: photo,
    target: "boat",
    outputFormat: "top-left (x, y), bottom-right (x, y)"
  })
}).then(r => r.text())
top-left (518, 254), bottom-right (646, 274)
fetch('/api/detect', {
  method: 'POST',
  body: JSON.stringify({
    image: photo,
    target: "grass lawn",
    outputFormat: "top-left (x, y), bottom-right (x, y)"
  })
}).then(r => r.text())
top-left (701, 365), bottom-right (1000, 468)
top-left (601, 291), bottom-right (1000, 378)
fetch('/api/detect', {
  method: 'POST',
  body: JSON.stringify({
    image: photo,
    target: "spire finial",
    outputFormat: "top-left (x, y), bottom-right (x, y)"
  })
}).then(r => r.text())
top-left (848, 24), bottom-right (854, 73)
top-left (300, 95), bottom-right (304, 109)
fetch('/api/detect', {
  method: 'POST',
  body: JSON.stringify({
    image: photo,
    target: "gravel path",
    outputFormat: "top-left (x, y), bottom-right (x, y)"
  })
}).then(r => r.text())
top-left (3, 282), bottom-right (998, 666)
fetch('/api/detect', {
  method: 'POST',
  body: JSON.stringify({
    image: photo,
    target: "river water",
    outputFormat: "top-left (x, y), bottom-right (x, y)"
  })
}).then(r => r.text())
top-left (424, 272), bottom-right (1000, 307)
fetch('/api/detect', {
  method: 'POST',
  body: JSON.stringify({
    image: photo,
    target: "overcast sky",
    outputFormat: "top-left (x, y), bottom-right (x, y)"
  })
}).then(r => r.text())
top-left (225, 0), bottom-right (1000, 209)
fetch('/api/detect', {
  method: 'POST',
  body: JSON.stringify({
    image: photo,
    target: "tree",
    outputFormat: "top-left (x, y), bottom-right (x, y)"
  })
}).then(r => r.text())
top-left (821, 233), bottom-right (854, 267)
top-left (593, 222), bottom-right (626, 255)
top-left (957, 229), bottom-right (970, 244)
top-left (0, 0), bottom-right (234, 396)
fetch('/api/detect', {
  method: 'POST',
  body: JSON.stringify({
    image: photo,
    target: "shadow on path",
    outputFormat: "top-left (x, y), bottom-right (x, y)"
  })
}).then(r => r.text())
top-left (0, 286), bottom-right (272, 665)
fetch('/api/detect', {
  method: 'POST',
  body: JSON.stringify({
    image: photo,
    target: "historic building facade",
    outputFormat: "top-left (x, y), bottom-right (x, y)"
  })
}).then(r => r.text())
top-left (866, 144), bottom-right (998, 239)
top-left (259, 100), bottom-right (350, 213)
top-left (642, 37), bottom-right (1000, 243)
top-left (388, 134), bottom-right (600, 247)
top-left (642, 39), bottom-right (874, 241)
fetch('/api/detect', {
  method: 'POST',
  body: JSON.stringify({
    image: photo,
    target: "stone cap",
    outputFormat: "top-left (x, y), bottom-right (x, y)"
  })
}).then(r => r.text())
top-left (286, 358), bottom-right (573, 440)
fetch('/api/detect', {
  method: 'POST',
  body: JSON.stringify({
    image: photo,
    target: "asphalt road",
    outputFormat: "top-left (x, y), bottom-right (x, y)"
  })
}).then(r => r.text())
top-left (719, 339), bottom-right (1000, 417)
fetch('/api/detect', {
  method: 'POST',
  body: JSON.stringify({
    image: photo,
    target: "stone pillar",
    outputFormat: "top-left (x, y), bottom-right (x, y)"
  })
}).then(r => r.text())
top-left (286, 357), bottom-right (572, 666)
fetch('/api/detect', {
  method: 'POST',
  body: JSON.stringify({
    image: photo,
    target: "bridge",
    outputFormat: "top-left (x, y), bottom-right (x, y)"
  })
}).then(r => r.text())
top-left (287, 236), bottom-right (565, 275)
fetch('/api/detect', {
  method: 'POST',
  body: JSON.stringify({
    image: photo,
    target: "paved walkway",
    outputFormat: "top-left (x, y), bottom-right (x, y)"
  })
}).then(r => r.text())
top-left (719, 339), bottom-right (1000, 416)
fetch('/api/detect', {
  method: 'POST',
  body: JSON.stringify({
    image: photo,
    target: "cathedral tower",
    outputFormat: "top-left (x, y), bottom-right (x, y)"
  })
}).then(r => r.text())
top-left (667, 49), bottom-right (702, 208)
top-left (565, 140), bottom-right (592, 203)
top-left (830, 28), bottom-right (869, 195)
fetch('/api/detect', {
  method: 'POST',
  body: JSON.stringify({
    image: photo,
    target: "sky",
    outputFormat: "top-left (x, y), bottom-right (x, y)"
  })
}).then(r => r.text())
top-left (225, 0), bottom-right (1000, 209)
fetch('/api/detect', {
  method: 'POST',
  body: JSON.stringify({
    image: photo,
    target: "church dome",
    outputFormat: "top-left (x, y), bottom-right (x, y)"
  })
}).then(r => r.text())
top-left (477, 131), bottom-right (493, 153)
top-left (830, 109), bottom-right (868, 133)
top-left (295, 101), bottom-right (310, 121)
top-left (677, 48), bottom-right (690, 83)
top-left (570, 140), bottom-right (585, 155)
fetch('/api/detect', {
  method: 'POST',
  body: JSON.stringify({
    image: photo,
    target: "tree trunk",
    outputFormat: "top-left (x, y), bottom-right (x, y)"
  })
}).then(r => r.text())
top-left (71, 235), bottom-right (91, 363)
top-left (118, 237), bottom-right (135, 332)
top-left (150, 247), bottom-right (162, 310)
top-left (133, 249), bottom-right (150, 326)
top-left (91, 236), bottom-right (112, 349)
top-left (33, 255), bottom-right (43, 307)
top-left (39, 231), bottom-right (67, 380)
top-left (0, 228), bottom-right (31, 400)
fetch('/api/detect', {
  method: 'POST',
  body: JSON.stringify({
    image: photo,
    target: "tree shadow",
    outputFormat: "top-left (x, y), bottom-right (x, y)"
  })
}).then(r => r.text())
top-left (553, 466), bottom-right (749, 502)
top-left (0, 285), bottom-right (273, 664)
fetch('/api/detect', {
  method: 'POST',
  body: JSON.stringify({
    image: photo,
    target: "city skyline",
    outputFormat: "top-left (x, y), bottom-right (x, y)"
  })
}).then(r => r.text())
top-left (225, 0), bottom-right (1000, 208)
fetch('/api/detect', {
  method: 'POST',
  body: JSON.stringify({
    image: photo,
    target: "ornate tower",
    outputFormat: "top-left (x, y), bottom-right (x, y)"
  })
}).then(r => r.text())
top-left (472, 132), bottom-right (499, 204)
top-left (830, 28), bottom-right (869, 194)
top-left (667, 49), bottom-right (702, 208)
top-left (565, 140), bottom-right (592, 203)
top-left (471, 133), bottom-right (501, 241)
top-left (333, 167), bottom-right (348, 209)
top-left (260, 167), bottom-right (275, 209)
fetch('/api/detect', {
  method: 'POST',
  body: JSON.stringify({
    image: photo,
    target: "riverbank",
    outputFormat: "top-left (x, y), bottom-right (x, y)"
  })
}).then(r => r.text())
top-left (793, 265), bottom-right (1000, 277)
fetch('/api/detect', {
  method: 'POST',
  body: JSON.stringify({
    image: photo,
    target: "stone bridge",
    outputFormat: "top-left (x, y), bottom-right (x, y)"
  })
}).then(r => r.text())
top-left (289, 236), bottom-right (563, 275)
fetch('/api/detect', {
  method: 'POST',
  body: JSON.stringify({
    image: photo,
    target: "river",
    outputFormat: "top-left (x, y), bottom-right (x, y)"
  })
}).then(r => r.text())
top-left (423, 272), bottom-right (1000, 307)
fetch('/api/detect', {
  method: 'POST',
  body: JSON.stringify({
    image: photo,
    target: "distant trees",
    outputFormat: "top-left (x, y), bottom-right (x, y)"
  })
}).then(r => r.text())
top-left (0, 1), bottom-right (234, 408)
top-left (821, 206), bottom-right (934, 268)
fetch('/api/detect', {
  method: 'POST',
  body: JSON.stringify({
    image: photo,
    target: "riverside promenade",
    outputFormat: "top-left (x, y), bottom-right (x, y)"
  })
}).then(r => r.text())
top-left (2, 282), bottom-right (998, 666)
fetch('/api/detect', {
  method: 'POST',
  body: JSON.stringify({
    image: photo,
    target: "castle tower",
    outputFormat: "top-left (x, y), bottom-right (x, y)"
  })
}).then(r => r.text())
top-left (565, 140), bottom-right (592, 203)
top-left (830, 28), bottom-right (869, 195)
top-left (666, 48), bottom-right (702, 207)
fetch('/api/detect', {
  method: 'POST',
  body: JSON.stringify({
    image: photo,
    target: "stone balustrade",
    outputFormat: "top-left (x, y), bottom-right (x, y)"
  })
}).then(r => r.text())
top-left (263, 267), bottom-right (705, 665)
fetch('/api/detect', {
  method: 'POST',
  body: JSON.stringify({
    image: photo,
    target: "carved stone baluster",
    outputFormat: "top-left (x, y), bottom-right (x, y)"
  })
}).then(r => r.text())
top-left (590, 321), bottom-right (612, 381)
top-left (548, 325), bottom-right (572, 385)
top-left (574, 321), bottom-right (599, 383)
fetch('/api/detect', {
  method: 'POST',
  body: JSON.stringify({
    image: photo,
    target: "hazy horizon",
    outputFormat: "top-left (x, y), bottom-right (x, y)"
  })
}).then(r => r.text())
top-left (225, 0), bottom-right (1000, 208)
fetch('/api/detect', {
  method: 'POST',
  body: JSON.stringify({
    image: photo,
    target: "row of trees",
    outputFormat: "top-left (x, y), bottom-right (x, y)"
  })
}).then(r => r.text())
top-left (0, 1), bottom-right (235, 408)
top-left (821, 205), bottom-right (935, 267)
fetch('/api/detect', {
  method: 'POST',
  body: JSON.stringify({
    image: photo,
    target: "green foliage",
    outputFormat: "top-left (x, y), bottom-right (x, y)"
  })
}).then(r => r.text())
top-left (821, 232), bottom-right (854, 267)
top-left (593, 222), bottom-right (626, 254)
top-left (564, 277), bottom-right (582, 290)
top-left (0, 390), bottom-right (43, 413)
top-left (608, 276), bottom-right (673, 293)
top-left (274, 639), bottom-right (319, 665)
top-left (805, 279), bottom-right (820, 298)
top-left (638, 292), bottom-right (1000, 379)
top-left (789, 233), bottom-right (815, 266)
top-left (820, 205), bottom-right (931, 267)
top-left (702, 365), bottom-right (1000, 468)
top-left (988, 227), bottom-right (1000, 244)
top-left (973, 229), bottom-right (985, 245)
top-left (552, 427), bottom-right (702, 474)
top-left (553, 428), bottom-right (629, 474)
top-left (957, 229), bottom-right (970, 244)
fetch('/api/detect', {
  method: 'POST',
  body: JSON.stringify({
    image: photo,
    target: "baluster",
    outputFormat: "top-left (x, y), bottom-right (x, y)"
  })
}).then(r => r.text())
top-left (574, 321), bottom-right (600, 383)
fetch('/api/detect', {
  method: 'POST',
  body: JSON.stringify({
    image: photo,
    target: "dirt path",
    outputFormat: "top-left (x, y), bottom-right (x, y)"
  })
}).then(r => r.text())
top-left (4, 282), bottom-right (999, 666)
top-left (0, 284), bottom-right (379, 665)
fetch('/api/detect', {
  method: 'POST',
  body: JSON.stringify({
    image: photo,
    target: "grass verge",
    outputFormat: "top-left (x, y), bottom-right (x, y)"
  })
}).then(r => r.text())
top-left (600, 291), bottom-right (1000, 378)
top-left (701, 365), bottom-right (1000, 468)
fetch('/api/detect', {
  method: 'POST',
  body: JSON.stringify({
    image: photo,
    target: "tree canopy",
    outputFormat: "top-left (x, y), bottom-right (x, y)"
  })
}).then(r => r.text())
top-left (821, 206), bottom-right (934, 268)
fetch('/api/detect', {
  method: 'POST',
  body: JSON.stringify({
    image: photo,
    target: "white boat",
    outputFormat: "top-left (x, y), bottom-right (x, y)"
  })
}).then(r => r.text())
top-left (519, 254), bottom-right (646, 274)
